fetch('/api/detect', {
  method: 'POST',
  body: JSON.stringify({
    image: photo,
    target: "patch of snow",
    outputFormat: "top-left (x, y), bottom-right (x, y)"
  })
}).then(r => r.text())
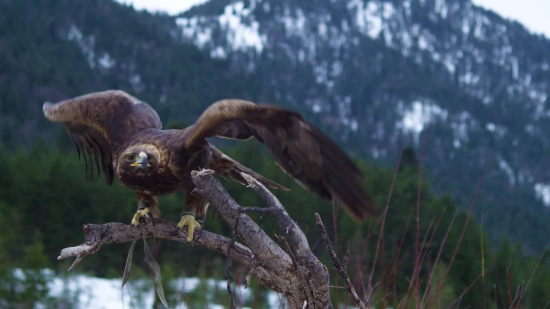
top-left (498, 156), bottom-right (515, 186)
top-left (443, 57), bottom-right (455, 74)
top-left (350, 119), bottom-right (358, 131)
top-left (318, 23), bottom-right (328, 37)
top-left (210, 46), bottom-right (227, 58)
top-left (282, 8), bottom-right (307, 38)
top-left (462, 18), bottom-right (470, 35)
top-left (528, 88), bottom-right (547, 107)
top-left (331, 60), bottom-right (343, 78)
top-left (348, 0), bottom-right (386, 39)
top-left (382, 2), bottom-right (396, 19)
top-left (328, 25), bottom-right (347, 50)
top-left (129, 74), bottom-right (144, 92)
top-left (434, 0), bottom-right (448, 18)
top-left (450, 111), bottom-right (473, 142)
top-left (400, 31), bottom-right (412, 55)
top-left (418, 35), bottom-right (429, 50)
top-left (532, 96), bottom-right (547, 118)
top-left (511, 56), bottom-right (519, 79)
top-left (403, 0), bottom-right (412, 16)
top-left (298, 49), bottom-right (306, 62)
top-left (98, 53), bottom-right (115, 69)
top-left (371, 146), bottom-right (380, 159)
top-left (396, 100), bottom-right (448, 143)
top-left (482, 94), bottom-right (493, 104)
top-left (279, 8), bottom-right (316, 62)
top-left (485, 122), bottom-right (507, 136)
top-left (218, 1), bottom-right (266, 54)
top-left (459, 71), bottom-right (480, 85)
top-left (337, 95), bottom-right (353, 127)
top-left (26, 271), bottom-right (289, 309)
top-left (176, 17), bottom-right (213, 48)
top-left (535, 183), bottom-right (550, 206)
top-left (312, 101), bottom-right (322, 113)
top-left (495, 45), bottom-right (513, 66)
top-left (50, 274), bottom-right (151, 309)
top-left (67, 25), bottom-right (96, 68)
top-left (314, 62), bottom-right (329, 85)
top-left (473, 13), bottom-right (490, 40)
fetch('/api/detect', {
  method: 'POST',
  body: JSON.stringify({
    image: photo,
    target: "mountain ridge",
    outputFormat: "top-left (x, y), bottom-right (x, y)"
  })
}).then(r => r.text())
top-left (177, 0), bottom-right (550, 251)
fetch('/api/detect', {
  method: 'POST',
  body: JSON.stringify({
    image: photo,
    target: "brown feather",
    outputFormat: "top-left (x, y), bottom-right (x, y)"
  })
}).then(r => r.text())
top-left (43, 90), bottom-right (161, 184)
top-left (184, 99), bottom-right (380, 220)
top-left (207, 146), bottom-right (289, 191)
top-left (43, 91), bottom-right (378, 223)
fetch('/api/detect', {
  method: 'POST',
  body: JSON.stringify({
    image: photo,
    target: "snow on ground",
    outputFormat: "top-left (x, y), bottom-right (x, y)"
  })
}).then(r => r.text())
top-left (534, 183), bottom-right (550, 206)
top-left (41, 271), bottom-right (284, 308)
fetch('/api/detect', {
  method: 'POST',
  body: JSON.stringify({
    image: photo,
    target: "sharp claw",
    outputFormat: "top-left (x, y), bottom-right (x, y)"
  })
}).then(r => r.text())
top-left (148, 211), bottom-right (155, 226)
top-left (171, 226), bottom-right (180, 237)
top-left (176, 214), bottom-right (201, 243)
top-left (187, 225), bottom-right (194, 243)
top-left (131, 207), bottom-right (153, 226)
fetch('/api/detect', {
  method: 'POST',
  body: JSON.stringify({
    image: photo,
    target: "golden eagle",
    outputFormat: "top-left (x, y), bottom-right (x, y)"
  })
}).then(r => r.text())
top-left (43, 90), bottom-right (379, 241)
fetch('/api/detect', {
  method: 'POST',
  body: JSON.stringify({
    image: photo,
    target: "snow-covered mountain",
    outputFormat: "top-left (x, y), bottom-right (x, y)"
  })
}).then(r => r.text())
top-left (176, 0), bottom-right (550, 250)
top-left (1, 0), bottom-right (548, 251)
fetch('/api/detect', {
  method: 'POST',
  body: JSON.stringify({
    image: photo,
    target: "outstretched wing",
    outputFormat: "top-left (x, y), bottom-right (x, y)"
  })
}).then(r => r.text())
top-left (184, 99), bottom-right (379, 221)
top-left (43, 90), bottom-right (162, 185)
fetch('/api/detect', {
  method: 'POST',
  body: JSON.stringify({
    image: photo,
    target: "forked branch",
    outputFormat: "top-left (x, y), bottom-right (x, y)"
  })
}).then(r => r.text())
top-left (57, 219), bottom-right (279, 292)
top-left (191, 169), bottom-right (332, 309)
top-left (58, 169), bottom-right (368, 309)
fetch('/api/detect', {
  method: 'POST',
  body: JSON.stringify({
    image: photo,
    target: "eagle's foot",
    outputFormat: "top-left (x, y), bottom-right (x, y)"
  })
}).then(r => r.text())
top-left (173, 213), bottom-right (201, 242)
top-left (131, 207), bottom-right (154, 226)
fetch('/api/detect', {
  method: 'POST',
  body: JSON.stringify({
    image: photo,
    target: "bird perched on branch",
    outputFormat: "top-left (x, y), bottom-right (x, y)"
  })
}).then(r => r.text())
top-left (43, 90), bottom-right (379, 241)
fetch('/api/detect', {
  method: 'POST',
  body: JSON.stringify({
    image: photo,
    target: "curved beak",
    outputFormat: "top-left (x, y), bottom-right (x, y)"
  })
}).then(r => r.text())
top-left (130, 152), bottom-right (150, 169)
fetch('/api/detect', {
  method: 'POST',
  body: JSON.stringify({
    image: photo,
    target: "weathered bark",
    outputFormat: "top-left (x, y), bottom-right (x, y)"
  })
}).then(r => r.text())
top-left (57, 220), bottom-right (280, 292)
top-left (59, 169), bottom-right (367, 308)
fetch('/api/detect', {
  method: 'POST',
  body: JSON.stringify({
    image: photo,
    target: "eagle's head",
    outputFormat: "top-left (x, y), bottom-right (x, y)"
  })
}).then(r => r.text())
top-left (119, 145), bottom-right (161, 175)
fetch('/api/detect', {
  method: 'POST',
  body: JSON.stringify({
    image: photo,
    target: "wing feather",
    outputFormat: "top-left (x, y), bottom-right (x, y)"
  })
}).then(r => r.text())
top-left (43, 90), bottom-right (161, 185)
top-left (185, 99), bottom-right (379, 220)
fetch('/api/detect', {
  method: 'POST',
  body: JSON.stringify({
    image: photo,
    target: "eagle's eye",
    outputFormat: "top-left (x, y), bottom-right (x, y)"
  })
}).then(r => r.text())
top-left (125, 154), bottom-right (136, 162)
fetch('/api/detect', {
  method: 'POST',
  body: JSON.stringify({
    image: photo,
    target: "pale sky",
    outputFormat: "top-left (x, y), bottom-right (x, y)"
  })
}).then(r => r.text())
top-left (472, 0), bottom-right (549, 37)
top-left (118, 0), bottom-right (550, 38)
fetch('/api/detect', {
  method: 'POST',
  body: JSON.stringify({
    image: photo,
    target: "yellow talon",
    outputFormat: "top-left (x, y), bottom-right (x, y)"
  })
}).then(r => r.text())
top-left (177, 213), bottom-right (201, 242)
top-left (131, 207), bottom-right (152, 226)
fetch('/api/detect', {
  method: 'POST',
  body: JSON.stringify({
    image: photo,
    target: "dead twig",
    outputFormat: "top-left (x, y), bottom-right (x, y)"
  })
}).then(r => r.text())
top-left (316, 213), bottom-right (368, 309)
top-left (226, 214), bottom-right (241, 309)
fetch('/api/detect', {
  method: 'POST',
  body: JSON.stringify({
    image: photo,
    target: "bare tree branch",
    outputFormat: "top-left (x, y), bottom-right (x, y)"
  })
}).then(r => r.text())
top-left (316, 213), bottom-right (369, 309)
top-left (236, 172), bottom-right (333, 309)
top-left (58, 169), bottom-right (368, 309)
top-left (226, 213), bottom-right (241, 309)
top-left (57, 220), bottom-right (280, 292)
top-left (191, 169), bottom-right (333, 309)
